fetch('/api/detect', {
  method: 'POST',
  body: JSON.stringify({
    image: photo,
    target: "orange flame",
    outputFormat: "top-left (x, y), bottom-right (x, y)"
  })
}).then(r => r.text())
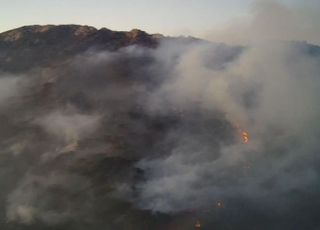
top-left (235, 124), bottom-right (250, 144)
top-left (241, 131), bottom-right (249, 144)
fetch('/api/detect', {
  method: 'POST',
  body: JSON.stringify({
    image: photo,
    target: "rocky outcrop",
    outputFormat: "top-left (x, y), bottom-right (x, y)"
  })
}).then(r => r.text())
top-left (0, 25), bottom-right (160, 72)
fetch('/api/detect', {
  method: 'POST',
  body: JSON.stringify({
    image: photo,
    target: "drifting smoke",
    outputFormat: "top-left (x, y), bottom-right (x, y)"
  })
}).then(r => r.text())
top-left (0, 75), bottom-right (22, 108)
top-left (127, 2), bottom-right (320, 217)
top-left (1, 1), bottom-right (320, 229)
top-left (132, 40), bottom-right (320, 215)
top-left (34, 110), bottom-right (100, 154)
top-left (207, 0), bottom-right (320, 45)
top-left (6, 172), bottom-right (93, 225)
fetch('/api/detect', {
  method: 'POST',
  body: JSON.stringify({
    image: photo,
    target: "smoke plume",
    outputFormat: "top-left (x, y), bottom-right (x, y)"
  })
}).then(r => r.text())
top-left (1, 1), bottom-right (320, 229)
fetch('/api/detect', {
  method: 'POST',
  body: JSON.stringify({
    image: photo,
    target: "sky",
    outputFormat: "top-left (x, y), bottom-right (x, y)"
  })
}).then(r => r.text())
top-left (0, 0), bottom-right (310, 38)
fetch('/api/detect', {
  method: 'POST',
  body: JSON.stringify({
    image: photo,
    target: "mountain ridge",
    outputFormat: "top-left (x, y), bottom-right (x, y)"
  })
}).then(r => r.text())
top-left (0, 24), bottom-right (162, 72)
top-left (0, 24), bottom-right (161, 42)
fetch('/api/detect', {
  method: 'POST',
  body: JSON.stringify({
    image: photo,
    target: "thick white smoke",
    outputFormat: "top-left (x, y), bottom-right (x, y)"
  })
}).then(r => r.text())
top-left (1, 1), bottom-right (320, 229)
top-left (207, 0), bottom-right (320, 45)
top-left (127, 0), bottom-right (320, 214)
top-left (132, 40), bottom-right (320, 213)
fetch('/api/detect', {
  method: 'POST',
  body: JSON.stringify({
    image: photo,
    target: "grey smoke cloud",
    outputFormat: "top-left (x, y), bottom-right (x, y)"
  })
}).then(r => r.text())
top-left (1, 2), bottom-right (320, 228)
top-left (34, 110), bottom-right (100, 144)
top-left (130, 39), bottom-right (320, 216)
top-left (2, 40), bottom-right (320, 229)
top-left (206, 0), bottom-right (320, 45)
top-left (0, 75), bottom-right (22, 108)
top-left (6, 172), bottom-right (93, 225)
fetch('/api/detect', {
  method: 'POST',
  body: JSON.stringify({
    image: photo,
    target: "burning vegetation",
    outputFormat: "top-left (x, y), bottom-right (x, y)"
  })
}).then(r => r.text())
top-left (235, 124), bottom-right (250, 144)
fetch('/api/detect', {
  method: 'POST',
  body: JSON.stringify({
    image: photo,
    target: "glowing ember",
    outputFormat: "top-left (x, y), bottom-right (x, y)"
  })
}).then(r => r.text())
top-left (235, 124), bottom-right (250, 144)
top-left (241, 131), bottom-right (249, 143)
top-left (195, 220), bottom-right (202, 229)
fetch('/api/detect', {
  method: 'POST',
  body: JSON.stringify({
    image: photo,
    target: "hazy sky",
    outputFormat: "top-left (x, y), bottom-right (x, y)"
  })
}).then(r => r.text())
top-left (0, 0), bottom-right (314, 37)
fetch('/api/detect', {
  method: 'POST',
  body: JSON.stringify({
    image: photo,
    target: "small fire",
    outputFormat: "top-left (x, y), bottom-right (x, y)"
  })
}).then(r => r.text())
top-left (241, 131), bottom-right (249, 144)
top-left (235, 124), bottom-right (250, 144)
top-left (195, 220), bottom-right (202, 229)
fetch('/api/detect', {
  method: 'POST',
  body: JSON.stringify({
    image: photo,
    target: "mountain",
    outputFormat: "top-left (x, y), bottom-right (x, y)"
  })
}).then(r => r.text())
top-left (0, 25), bottom-right (159, 72)
top-left (0, 25), bottom-right (212, 230)
top-left (1, 25), bottom-right (320, 230)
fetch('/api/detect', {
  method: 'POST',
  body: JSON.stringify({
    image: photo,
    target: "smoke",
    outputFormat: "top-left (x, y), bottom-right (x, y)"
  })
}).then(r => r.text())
top-left (207, 0), bottom-right (320, 45)
top-left (34, 110), bottom-right (100, 145)
top-left (6, 172), bottom-right (93, 225)
top-left (1, 1), bottom-right (320, 229)
top-left (128, 3), bottom-right (320, 219)
top-left (0, 46), bottom-right (165, 229)
top-left (0, 75), bottom-right (22, 108)
top-left (132, 40), bottom-right (320, 216)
